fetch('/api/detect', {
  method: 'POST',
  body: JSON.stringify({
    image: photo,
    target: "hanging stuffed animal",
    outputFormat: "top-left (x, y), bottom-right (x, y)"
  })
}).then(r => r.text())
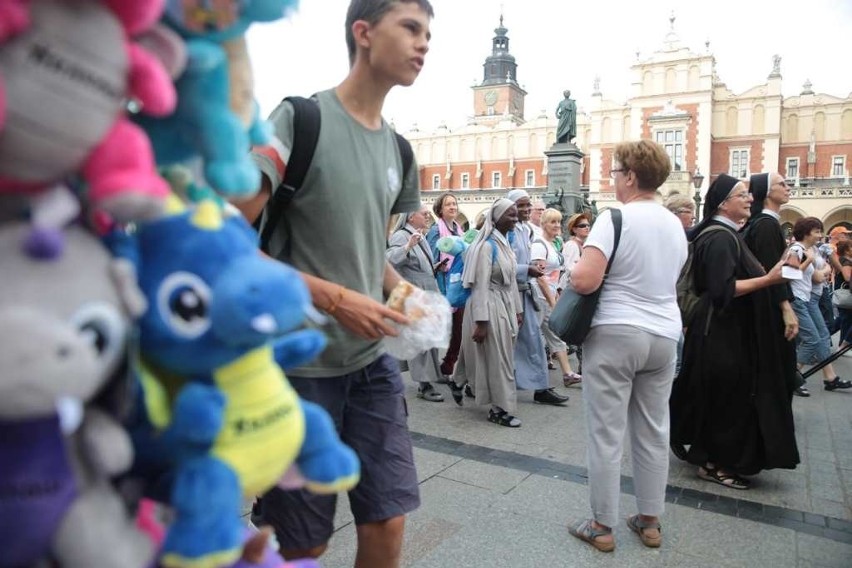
top-left (0, 221), bottom-right (153, 568)
top-left (0, 0), bottom-right (177, 224)
top-left (136, 0), bottom-right (298, 199)
top-left (114, 199), bottom-right (359, 568)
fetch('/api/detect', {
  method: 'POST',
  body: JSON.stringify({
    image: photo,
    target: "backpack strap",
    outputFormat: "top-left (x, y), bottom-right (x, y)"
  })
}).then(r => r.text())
top-left (698, 224), bottom-right (741, 256)
top-left (394, 132), bottom-right (414, 182)
top-left (603, 209), bottom-right (623, 278)
top-left (257, 95), bottom-right (321, 254)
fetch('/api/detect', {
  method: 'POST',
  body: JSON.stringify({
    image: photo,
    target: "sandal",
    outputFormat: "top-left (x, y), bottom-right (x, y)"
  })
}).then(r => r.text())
top-left (487, 409), bottom-right (521, 428)
top-left (568, 519), bottom-right (614, 553)
top-left (626, 515), bottom-right (662, 548)
top-left (416, 384), bottom-right (444, 402)
top-left (562, 372), bottom-right (582, 388)
top-left (824, 377), bottom-right (852, 391)
top-left (697, 466), bottom-right (750, 490)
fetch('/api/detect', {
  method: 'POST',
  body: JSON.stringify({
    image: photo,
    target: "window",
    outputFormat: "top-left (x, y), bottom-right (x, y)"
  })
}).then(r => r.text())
top-left (525, 169), bottom-right (535, 187)
top-left (832, 156), bottom-right (846, 177)
top-left (431, 174), bottom-right (440, 190)
top-left (460, 173), bottom-right (470, 189)
top-left (654, 130), bottom-right (683, 171)
top-left (729, 149), bottom-right (750, 178)
top-left (492, 171), bottom-right (502, 188)
top-left (786, 158), bottom-right (799, 180)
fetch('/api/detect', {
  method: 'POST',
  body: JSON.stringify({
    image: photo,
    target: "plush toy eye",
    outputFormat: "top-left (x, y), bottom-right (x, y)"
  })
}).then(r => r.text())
top-left (69, 303), bottom-right (126, 368)
top-left (157, 272), bottom-right (212, 338)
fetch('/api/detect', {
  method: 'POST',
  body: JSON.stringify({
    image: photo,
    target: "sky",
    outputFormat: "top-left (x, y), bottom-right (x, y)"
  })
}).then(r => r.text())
top-left (247, 0), bottom-right (852, 133)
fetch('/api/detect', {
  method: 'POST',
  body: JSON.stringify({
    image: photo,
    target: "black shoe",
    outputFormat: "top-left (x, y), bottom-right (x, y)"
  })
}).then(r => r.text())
top-left (824, 377), bottom-right (852, 391)
top-left (449, 382), bottom-right (464, 406)
top-left (464, 384), bottom-right (474, 399)
top-left (534, 388), bottom-right (569, 405)
top-left (793, 386), bottom-right (811, 397)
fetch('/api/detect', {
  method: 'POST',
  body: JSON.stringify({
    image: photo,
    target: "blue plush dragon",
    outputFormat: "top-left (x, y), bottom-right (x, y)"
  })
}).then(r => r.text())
top-left (115, 199), bottom-right (359, 568)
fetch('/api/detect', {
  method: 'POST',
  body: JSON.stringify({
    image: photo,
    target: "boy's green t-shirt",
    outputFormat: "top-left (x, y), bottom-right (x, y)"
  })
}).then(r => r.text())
top-left (252, 89), bottom-right (421, 377)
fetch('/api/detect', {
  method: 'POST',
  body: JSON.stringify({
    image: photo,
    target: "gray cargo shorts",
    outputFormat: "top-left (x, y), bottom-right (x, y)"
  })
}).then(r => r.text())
top-left (255, 354), bottom-right (420, 550)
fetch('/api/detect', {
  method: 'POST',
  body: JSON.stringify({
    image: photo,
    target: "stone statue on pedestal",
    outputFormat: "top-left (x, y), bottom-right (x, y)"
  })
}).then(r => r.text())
top-left (555, 90), bottom-right (577, 144)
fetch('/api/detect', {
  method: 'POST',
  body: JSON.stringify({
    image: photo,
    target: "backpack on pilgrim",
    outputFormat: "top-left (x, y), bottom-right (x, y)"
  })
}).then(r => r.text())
top-left (255, 96), bottom-right (414, 255)
top-left (676, 225), bottom-right (740, 329)
top-left (445, 239), bottom-right (497, 308)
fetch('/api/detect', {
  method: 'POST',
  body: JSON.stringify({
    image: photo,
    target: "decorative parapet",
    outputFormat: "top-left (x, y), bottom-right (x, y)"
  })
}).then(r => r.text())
top-left (789, 186), bottom-right (852, 199)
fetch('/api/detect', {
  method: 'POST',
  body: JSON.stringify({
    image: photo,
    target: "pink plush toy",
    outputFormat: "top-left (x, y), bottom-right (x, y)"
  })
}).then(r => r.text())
top-left (0, 0), bottom-right (177, 224)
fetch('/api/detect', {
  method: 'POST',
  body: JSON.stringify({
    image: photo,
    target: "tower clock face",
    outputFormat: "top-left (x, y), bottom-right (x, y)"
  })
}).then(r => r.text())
top-left (484, 90), bottom-right (498, 106)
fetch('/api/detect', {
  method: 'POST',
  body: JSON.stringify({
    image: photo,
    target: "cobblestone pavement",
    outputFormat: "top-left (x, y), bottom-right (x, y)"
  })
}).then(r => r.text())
top-left (317, 347), bottom-right (852, 567)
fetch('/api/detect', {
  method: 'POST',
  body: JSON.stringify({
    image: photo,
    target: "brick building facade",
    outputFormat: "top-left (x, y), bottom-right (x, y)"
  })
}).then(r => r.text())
top-left (407, 15), bottom-right (852, 233)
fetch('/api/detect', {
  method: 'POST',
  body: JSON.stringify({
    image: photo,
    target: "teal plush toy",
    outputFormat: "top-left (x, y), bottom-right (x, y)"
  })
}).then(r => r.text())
top-left (116, 198), bottom-right (359, 568)
top-left (135, 0), bottom-right (299, 198)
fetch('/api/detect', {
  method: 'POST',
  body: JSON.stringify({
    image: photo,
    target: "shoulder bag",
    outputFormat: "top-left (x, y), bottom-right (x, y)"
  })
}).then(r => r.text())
top-left (548, 209), bottom-right (622, 345)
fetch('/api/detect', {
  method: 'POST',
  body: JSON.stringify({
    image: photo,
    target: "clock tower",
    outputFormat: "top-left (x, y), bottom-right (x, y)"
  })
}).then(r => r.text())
top-left (472, 15), bottom-right (527, 125)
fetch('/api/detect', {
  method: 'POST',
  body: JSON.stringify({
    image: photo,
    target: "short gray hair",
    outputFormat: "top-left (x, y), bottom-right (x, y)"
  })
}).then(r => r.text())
top-left (345, 0), bottom-right (435, 65)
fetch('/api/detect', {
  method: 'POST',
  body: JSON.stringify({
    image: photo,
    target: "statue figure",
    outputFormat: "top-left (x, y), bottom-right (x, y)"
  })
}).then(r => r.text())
top-left (555, 90), bottom-right (577, 144)
top-left (771, 54), bottom-right (781, 76)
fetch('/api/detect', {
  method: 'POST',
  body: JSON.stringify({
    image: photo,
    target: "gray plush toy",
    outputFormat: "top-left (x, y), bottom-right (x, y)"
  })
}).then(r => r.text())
top-left (0, 222), bottom-right (153, 568)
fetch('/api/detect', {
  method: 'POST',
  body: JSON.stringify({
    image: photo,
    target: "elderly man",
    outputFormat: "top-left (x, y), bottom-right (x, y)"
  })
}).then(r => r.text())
top-left (507, 189), bottom-right (568, 406)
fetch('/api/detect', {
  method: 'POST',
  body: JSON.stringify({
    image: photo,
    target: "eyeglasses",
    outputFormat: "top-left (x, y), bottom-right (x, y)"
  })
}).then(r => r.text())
top-left (610, 168), bottom-right (627, 178)
top-left (574, 223), bottom-right (590, 229)
top-left (533, 208), bottom-right (545, 212)
top-left (676, 208), bottom-right (695, 215)
top-left (724, 192), bottom-right (751, 201)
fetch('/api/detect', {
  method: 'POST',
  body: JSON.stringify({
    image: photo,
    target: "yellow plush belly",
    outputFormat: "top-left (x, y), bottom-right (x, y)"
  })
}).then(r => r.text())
top-left (211, 347), bottom-right (305, 496)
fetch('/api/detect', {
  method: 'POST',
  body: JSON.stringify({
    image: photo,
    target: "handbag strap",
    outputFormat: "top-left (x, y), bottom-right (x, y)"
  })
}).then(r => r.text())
top-left (602, 209), bottom-right (623, 279)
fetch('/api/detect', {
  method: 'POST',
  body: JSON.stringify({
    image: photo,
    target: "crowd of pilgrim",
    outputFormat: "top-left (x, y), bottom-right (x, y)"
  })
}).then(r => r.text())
top-left (386, 139), bottom-right (852, 552)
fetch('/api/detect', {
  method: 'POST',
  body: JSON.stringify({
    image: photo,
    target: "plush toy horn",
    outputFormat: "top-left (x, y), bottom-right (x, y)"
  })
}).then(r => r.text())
top-left (190, 200), bottom-right (223, 231)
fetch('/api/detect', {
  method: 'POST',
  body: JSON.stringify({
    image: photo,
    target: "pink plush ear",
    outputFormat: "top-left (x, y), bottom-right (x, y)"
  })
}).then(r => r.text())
top-left (101, 0), bottom-right (166, 35)
top-left (135, 499), bottom-right (166, 548)
top-left (127, 43), bottom-right (178, 116)
top-left (135, 23), bottom-right (188, 80)
top-left (0, 0), bottom-right (31, 42)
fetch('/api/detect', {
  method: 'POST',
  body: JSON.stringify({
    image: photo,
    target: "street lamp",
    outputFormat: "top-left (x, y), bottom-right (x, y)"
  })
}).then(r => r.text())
top-left (691, 168), bottom-right (705, 220)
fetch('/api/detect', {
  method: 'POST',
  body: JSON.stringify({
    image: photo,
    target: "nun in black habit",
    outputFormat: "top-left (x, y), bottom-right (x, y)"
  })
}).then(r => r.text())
top-left (742, 172), bottom-right (801, 394)
top-left (670, 174), bottom-right (800, 490)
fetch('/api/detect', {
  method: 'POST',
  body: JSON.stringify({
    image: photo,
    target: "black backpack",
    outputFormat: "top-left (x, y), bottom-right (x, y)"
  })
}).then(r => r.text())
top-left (255, 96), bottom-right (415, 255)
top-left (676, 225), bottom-right (740, 329)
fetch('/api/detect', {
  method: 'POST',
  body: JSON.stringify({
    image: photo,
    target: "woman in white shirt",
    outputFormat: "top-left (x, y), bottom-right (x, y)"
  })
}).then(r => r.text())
top-left (788, 217), bottom-right (849, 391)
top-left (530, 209), bottom-right (582, 387)
top-left (568, 140), bottom-right (688, 553)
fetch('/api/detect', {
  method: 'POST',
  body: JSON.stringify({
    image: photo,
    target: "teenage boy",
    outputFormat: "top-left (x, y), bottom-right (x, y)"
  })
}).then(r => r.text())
top-left (235, 1), bottom-right (434, 566)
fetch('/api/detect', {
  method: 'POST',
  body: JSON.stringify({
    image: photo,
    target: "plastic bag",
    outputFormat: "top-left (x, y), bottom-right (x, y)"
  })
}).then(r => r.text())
top-left (383, 286), bottom-right (452, 361)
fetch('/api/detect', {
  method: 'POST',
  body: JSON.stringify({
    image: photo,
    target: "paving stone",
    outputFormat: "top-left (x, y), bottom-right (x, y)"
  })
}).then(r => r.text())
top-left (437, 459), bottom-right (532, 494)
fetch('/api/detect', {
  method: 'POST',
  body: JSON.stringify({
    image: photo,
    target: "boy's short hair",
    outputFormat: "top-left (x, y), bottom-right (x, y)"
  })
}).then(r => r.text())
top-left (345, 0), bottom-right (435, 65)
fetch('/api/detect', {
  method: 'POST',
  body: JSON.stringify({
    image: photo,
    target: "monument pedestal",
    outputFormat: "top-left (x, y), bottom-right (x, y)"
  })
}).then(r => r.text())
top-left (545, 142), bottom-right (590, 216)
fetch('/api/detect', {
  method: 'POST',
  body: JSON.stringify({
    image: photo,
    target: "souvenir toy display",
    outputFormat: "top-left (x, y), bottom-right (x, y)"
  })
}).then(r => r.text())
top-left (117, 200), bottom-right (359, 568)
top-left (0, 0), bottom-right (176, 223)
top-left (0, 222), bottom-right (153, 568)
top-left (137, 0), bottom-right (298, 198)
